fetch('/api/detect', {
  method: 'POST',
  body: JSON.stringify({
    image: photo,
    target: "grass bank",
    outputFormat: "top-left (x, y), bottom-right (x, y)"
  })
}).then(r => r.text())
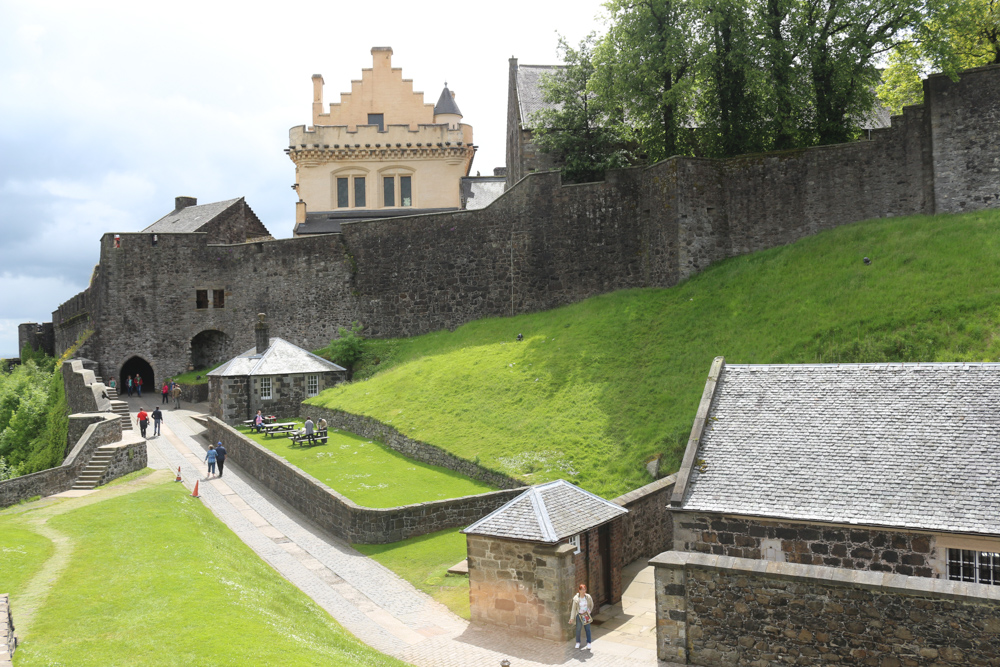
top-left (237, 422), bottom-right (494, 508)
top-left (310, 209), bottom-right (1000, 497)
top-left (1, 475), bottom-right (405, 666)
top-left (355, 528), bottom-right (470, 619)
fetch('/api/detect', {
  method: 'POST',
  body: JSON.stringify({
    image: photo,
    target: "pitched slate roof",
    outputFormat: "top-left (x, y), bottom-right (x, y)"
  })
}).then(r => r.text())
top-left (207, 338), bottom-right (345, 377)
top-left (463, 479), bottom-right (627, 542)
top-left (141, 198), bottom-right (242, 233)
top-left (678, 362), bottom-right (1000, 537)
top-left (515, 64), bottom-right (564, 126)
top-left (434, 85), bottom-right (462, 116)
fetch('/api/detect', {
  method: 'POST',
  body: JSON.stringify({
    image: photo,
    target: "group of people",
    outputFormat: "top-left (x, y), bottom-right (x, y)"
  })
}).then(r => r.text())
top-left (205, 442), bottom-right (227, 478)
top-left (299, 416), bottom-right (327, 442)
top-left (160, 380), bottom-right (183, 409)
top-left (114, 374), bottom-right (145, 397)
top-left (135, 407), bottom-right (163, 438)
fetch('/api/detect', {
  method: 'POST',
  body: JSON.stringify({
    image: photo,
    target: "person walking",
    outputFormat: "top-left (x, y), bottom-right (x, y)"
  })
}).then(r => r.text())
top-left (215, 441), bottom-right (227, 477)
top-left (569, 583), bottom-right (594, 650)
top-left (205, 445), bottom-right (218, 478)
top-left (126, 376), bottom-right (133, 397)
top-left (161, 382), bottom-right (169, 404)
top-left (172, 383), bottom-right (182, 410)
top-left (137, 408), bottom-right (149, 438)
top-left (135, 374), bottom-right (143, 397)
top-left (151, 406), bottom-right (162, 437)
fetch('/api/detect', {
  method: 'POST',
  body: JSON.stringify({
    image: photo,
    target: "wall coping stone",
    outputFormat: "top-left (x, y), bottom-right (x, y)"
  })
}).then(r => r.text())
top-left (671, 357), bottom-right (724, 506)
top-left (613, 473), bottom-right (677, 507)
top-left (651, 550), bottom-right (1000, 602)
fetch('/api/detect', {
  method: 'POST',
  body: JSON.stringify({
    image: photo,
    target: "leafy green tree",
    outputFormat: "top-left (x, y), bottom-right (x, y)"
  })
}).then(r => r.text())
top-left (327, 321), bottom-right (365, 379)
top-left (530, 34), bottom-right (632, 183)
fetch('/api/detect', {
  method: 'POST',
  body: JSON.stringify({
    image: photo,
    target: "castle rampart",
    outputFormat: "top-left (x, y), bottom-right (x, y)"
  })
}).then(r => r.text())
top-left (47, 65), bottom-right (1000, 386)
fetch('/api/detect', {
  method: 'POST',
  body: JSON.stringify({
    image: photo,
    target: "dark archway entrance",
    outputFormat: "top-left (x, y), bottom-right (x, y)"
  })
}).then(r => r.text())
top-left (120, 356), bottom-right (154, 397)
top-left (191, 329), bottom-right (230, 370)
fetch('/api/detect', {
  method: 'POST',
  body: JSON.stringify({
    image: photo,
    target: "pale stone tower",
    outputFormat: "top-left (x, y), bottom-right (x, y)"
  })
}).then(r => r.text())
top-left (288, 47), bottom-right (476, 236)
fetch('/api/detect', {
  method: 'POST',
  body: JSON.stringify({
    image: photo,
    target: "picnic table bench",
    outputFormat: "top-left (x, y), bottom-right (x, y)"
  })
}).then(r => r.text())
top-left (242, 415), bottom-right (277, 429)
top-left (291, 429), bottom-right (328, 446)
top-left (263, 422), bottom-right (297, 437)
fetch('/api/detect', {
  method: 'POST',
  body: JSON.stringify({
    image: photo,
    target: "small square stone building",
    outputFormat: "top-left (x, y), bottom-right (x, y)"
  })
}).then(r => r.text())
top-left (671, 357), bottom-right (1000, 584)
top-left (208, 315), bottom-right (345, 424)
top-left (462, 479), bottom-right (628, 641)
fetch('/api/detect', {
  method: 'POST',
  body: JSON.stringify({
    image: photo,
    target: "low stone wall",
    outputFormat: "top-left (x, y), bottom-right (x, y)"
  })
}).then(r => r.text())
top-left (613, 474), bottom-right (676, 565)
top-left (307, 406), bottom-right (524, 489)
top-left (0, 414), bottom-right (140, 509)
top-left (652, 550), bottom-right (1000, 665)
top-left (0, 594), bottom-right (14, 666)
top-left (62, 359), bottom-right (111, 414)
top-left (98, 439), bottom-right (148, 485)
top-left (181, 383), bottom-right (209, 404)
top-left (207, 417), bottom-right (526, 543)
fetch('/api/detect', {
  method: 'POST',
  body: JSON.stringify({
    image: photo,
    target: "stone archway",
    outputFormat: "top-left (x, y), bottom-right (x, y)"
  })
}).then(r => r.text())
top-left (190, 329), bottom-right (230, 370)
top-left (119, 356), bottom-right (155, 396)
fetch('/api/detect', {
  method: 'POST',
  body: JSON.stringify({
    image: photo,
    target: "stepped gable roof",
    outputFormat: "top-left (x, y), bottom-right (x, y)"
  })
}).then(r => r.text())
top-left (434, 85), bottom-right (462, 116)
top-left (515, 64), bottom-right (564, 126)
top-left (207, 338), bottom-right (345, 377)
top-left (463, 479), bottom-right (627, 543)
top-left (142, 197), bottom-right (243, 234)
top-left (677, 361), bottom-right (1000, 537)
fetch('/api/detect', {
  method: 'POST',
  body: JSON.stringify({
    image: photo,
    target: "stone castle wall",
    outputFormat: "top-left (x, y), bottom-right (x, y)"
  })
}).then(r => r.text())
top-left (48, 66), bottom-right (1000, 387)
top-left (614, 475), bottom-right (677, 565)
top-left (674, 513), bottom-right (943, 578)
top-left (652, 550), bottom-right (1000, 665)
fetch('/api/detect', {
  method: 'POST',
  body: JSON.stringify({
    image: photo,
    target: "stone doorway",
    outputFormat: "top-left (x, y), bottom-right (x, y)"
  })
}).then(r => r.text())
top-left (119, 356), bottom-right (154, 396)
top-left (190, 330), bottom-right (229, 371)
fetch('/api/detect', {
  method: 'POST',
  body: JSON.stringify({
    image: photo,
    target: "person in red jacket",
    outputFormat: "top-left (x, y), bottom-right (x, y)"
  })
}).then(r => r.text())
top-left (137, 408), bottom-right (149, 438)
top-left (161, 382), bottom-right (169, 404)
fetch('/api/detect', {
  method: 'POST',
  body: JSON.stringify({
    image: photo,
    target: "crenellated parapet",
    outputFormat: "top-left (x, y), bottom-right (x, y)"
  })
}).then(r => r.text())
top-left (287, 123), bottom-right (474, 168)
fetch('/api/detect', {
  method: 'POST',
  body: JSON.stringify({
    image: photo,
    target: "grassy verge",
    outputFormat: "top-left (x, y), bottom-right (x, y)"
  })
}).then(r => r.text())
top-left (7, 478), bottom-right (406, 666)
top-left (168, 362), bottom-right (223, 386)
top-left (310, 209), bottom-right (1000, 497)
top-left (0, 525), bottom-right (54, 597)
top-left (236, 422), bottom-right (494, 508)
top-left (355, 528), bottom-right (470, 619)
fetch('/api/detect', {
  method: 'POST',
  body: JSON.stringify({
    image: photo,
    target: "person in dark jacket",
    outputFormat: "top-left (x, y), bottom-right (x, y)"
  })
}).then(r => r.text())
top-left (215, 441), bottom-right (227, 477)
top-left (151, 407), bottom-right (163, 437)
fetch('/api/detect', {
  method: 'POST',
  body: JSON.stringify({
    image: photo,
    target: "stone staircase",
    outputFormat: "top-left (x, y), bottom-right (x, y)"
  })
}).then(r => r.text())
top-left (110, 400), bottom-right (132, 431)
top-left (95, 375), bottom-right (119, 400)
top-left (71, 446), bottom-right (116, 490)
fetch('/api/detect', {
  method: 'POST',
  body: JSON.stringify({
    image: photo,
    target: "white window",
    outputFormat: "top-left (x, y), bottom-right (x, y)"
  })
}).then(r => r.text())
top-left (569, 534), bottom-right (581, 554)
top-left (307, 374), bottom-right (319, 397)
top-left (947, 548), bottom-right (1000, 585)
top-left (259, 376), bottom-right (272, 401)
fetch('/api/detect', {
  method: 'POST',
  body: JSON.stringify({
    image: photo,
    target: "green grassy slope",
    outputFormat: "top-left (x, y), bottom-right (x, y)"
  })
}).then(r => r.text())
top-left (311, 210), bottom-right (1000, 498)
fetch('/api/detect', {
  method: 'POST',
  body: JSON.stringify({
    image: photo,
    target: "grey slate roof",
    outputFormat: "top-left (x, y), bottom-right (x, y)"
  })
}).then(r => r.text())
top-left (680, 362), bottom-right (1000, 537)
top-left (207, 337), bottom-right (345, 377)
top-left (434, 86), bottom-right (462, 116)
top-left (141, 198), bottom-right (242, 233)
top-left (463, 479), bottom-right (627, 542)
top-left (515, 65), bottom-right (564, 127)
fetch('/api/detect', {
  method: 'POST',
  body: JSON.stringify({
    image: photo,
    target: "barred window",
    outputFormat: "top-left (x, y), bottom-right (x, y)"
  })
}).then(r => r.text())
top-left (259, 377), bottom-right (272, 401)
top-left (947, 549), bottom-right (1000, 585)
top-left (307, 374), bottom-right (318, 397)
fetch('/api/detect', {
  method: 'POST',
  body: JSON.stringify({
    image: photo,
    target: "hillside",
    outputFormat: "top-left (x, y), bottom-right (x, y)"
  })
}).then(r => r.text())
top-left (310, 209), bottom-right (1000, 497)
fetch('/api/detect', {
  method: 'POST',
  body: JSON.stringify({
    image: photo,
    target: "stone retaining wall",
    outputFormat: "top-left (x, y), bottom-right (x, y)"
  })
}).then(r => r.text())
top-left (207, 417), bottom-right (526, 543)
top-left (652, 550), bottom-right (1000, 665)
top-left (613, 474), bottom-right (676, 565)
top-left (307, 406), bottom-right (524, 489)
top-left (98, 439), bottom-right (148, 485)
top-left (0, 594), bottom-right (14, 666)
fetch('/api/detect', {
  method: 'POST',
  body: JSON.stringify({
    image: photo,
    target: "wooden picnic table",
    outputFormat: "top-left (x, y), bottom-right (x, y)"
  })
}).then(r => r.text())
top-left (291, 429), bottom-right (328, 446)
top-left (244, 415), bottom-right (278, 426)
top-left (264, 422), bottom-right (297, 437)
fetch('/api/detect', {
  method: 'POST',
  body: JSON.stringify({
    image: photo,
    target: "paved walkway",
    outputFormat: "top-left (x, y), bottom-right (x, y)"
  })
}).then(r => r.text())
top-left (126, 396), bottom-right (677, 666)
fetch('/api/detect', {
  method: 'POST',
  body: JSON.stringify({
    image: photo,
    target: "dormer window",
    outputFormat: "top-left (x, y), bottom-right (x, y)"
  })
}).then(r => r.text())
top-left (367, 114), bottom-right (384, 132)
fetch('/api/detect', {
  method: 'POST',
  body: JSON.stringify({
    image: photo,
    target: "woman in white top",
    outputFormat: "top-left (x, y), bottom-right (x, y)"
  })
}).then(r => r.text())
top-left (568, 583), bottom-right (594, 649)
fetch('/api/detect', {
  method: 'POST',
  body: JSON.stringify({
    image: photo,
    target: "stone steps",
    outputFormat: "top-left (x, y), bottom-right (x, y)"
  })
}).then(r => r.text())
top-left (110, 400), bottom-right (132, 431)
top-left (71, 447), bottom-right (116, 490)
top-left (95, 375), bottom-right (119, 400)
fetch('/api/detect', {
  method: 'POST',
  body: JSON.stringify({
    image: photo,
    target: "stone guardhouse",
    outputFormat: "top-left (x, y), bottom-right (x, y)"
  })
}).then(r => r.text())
top-left (208, 315), bottom-right (345, 423)
top-left (462, 479), bottom-right (628, 641)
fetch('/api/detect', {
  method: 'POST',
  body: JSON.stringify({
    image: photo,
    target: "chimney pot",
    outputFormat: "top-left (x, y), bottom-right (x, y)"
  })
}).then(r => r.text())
top-left (175, 196), bottom-right (197, 210)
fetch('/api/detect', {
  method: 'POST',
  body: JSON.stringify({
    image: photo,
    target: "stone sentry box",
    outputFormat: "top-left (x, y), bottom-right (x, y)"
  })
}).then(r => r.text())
top-left (651, 550), bottom-right (1000, 665)
top-left (462, 480), bottom-right (628, 642)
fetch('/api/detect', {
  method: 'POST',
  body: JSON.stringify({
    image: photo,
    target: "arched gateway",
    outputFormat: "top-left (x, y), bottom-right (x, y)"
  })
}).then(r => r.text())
top-left (119, 356), bottom-right (155, 395)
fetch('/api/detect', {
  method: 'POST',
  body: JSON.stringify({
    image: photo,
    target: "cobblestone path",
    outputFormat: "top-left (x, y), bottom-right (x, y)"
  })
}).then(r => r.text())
top-left (134, 398), bottom-right (677, 667)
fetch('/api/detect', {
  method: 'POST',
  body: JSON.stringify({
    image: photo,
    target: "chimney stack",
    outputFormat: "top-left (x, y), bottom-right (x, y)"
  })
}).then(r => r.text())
top-left (255, 313), bottom-right (270, 354)
top-left (175, 196), bottom-right (197, 210)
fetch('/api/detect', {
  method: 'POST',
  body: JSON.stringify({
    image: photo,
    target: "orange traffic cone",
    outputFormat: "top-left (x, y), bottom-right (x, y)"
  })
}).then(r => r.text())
top-left (191, 480), bottom-right (200, 498)
top-left (175, 466), bottom-right (182, 482)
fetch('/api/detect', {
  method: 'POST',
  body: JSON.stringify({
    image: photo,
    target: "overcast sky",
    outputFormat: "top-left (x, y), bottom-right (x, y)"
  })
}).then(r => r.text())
top-left (0, 0), bottom-right (608, 358)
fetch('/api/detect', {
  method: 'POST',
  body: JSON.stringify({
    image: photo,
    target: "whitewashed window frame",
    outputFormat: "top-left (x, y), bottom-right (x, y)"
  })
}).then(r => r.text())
top-left (307, 374), bottom-right (319, 397)
top-left (947, 548), bottom-right (1000, 585)
top-left (259, 376), bottom-right (272, 401)
top-left (569, 534), bottom-right (581, 554)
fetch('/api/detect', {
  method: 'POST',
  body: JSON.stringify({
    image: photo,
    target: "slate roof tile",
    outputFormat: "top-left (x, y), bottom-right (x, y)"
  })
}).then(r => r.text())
top-left (141, 198), bottom-right (242, 234)
top-left (208, 338), bottom-right (345, 377)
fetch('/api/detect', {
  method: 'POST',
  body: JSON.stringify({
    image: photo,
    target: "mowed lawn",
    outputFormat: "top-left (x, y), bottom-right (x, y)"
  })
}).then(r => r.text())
top-left (312, 209), bottom-right (1000, 497)
top-left (0, 475), bottom-right (406, 667)
top-left (238, 422), bottom-right (494, 507)
top-left (355, 528), bottom-right (470, 619)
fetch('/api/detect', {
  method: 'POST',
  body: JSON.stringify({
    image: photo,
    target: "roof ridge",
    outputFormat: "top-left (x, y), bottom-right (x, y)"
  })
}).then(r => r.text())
top-left (529, 486), bottom-right (558, 542)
